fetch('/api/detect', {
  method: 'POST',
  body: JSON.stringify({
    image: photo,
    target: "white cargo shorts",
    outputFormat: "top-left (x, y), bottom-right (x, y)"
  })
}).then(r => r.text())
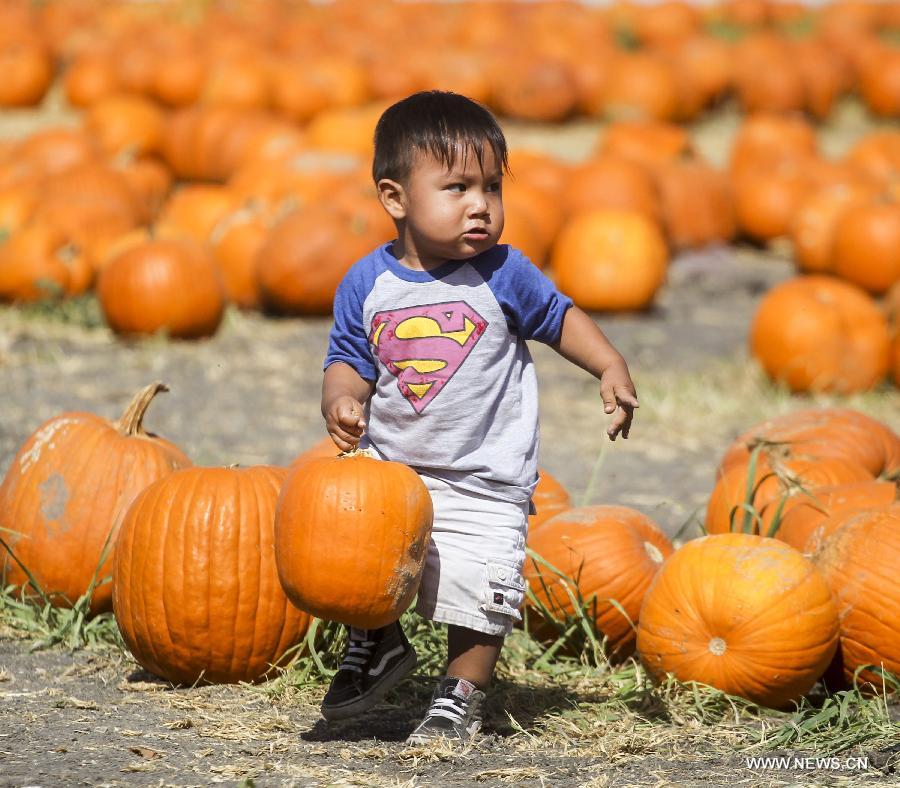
top-left (415, 474), bottom-right (530, 636)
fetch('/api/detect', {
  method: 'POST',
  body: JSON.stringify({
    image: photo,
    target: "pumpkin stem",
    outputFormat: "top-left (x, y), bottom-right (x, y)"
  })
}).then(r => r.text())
top-left (339, 446), bottom-right (377, 460)
top-left (116, 382), bottom-right (169, 436)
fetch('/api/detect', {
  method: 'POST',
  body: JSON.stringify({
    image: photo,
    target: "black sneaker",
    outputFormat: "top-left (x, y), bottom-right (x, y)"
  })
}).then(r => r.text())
top-left (320, 623), bottom-right (417, 722)
top-left (405, 676), bottom-right (486, 745)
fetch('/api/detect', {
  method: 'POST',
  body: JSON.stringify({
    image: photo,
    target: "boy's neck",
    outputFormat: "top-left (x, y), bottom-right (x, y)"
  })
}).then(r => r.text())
top-left (389, 238), bottom-right (452, 272)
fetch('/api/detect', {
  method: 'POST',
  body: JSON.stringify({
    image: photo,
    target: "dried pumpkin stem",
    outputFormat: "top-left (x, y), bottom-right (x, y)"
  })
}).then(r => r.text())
top-left (116, 382), bottom-right (169, 436)
top-left (338, 446), bottom-right (377, 460)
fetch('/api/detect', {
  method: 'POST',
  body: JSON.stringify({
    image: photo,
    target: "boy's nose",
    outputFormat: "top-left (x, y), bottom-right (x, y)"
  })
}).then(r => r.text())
top-left (467, 192), bottom-right (489, 215)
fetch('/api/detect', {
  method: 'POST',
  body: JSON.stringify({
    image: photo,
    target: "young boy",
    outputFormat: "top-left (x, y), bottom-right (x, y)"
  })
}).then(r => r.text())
top-left (320, 91), bottom-right (638, 744)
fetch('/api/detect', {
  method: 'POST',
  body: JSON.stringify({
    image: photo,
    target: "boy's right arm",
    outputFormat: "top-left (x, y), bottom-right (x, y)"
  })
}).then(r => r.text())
top-left (322, 362), bottom-right (375, 452)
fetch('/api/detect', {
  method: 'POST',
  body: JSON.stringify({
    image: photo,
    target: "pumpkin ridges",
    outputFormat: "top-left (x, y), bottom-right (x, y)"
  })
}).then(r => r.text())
top-left (637, 534), bottom-right (839, 708)
top-left (115, 465), bottom-right (307, 684)
top-left (813, 506), bottom-right (900, 688)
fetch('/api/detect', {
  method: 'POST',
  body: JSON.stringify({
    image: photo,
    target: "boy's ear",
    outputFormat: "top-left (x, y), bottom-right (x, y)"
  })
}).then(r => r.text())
top-left (376, 178), bottom-right (406, 220)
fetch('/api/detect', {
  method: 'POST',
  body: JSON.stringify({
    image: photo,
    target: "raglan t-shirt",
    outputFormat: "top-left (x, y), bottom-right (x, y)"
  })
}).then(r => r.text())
top-left (324, 242), bottom-right (573, 505)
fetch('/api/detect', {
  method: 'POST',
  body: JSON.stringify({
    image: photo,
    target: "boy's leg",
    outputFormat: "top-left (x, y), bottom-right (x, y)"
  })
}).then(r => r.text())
top-left (447, 625), bottom-right (504, 689)
top-left (406, 625), bottom-right (502, 745)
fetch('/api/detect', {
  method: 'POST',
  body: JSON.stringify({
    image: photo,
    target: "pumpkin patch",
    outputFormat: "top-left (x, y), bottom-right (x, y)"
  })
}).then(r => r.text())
top-left (2, 0), bottom-right (900, 781)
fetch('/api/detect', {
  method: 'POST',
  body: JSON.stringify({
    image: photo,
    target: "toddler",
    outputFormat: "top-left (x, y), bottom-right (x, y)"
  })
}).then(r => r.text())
top-left (320, 90), bottom-right (638, 744)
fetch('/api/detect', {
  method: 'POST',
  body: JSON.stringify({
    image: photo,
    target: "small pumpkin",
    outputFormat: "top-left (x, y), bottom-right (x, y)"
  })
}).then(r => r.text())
top-left (113, 465), bottom-right (310, 684)
top-left (637, 533), bottom-right (839, 708)
top-left (97, 238), bottom-right (226, 339)
top-left (749, 276), bottom-right (891, 393)
top-left (274, 450), bottom-right (433, 629)
top-left (551, 209), bottom-right (668, 312)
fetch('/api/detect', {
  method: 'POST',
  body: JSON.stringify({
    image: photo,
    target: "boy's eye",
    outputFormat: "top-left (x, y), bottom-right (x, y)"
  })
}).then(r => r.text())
top-left (487, 181), bottom-right (501, 193)
top-left (447, 183), bottom-right (466, 192)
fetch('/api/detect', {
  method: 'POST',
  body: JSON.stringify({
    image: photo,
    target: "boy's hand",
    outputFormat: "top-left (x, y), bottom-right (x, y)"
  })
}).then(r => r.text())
top-left (600, 363), bottom-right (638, 441)
top-left (326, 396), bottom-right (366, 452)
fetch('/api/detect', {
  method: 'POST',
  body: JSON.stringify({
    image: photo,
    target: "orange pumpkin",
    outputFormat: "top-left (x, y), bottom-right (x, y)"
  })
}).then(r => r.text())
top-left (729, 113), bottom-right (817, 184)
top-left (490, 56), bottom-right (578, 122)
top-left (603, 52), bottom-right (680, 122)
top-left (790, 182), bottom-right (877, 274)
top-left (705, 455), bottom-right (874, 536)
top-left (97, 238), bottom-right (226, 339)
top-left (654, 158), bottom-right (735, 249)
top-left (814, 505), bottom-right (900, 689)
top-left (155, 184), bottom-right (241, 242)
top-left (525, 505), bottom-right (673, 660)
top-left (63, 51), bottom-right (120, 108)
top-left (776, 481), bottom-right (897, 553)
top-left (637, 534), bottom-right (839, 708)
top-left (831, 202), bottom-right (900, 295)
top-left (0, 222), bottom-right (93, 302)
top-left (0, 383), bottom-right (190, 614)
top-left (565, 155), bottom-right (660, 222)
top-left (0, 37), bottom-right (52, 106)
top-left (551, 209), bottom-right (668, 312)
top-left (844, 131), bottom-right (900, 187)
top-left (274, 451), bottom-right (434, 628)
top-left (83, 94), bottom-right (166, 159)
top-left (717, 408), bottom-right (900, 479)
top-left (209, 207), bottom-right (271, 309)
top-left (597, 121), bottom-right (692, 171)
top-left (750, 276), bottom-right (891, 393)
top-left (733, 162), bottom-right (810, 242)
top-left (113, 465), bottom-right (310, 684)
top-left (257, 200), bottom-right (388, 315)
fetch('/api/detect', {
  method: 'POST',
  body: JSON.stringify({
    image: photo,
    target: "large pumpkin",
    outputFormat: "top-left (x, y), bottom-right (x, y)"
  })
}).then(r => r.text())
top-left (113, 465), bottom-right (311, 685)
top-left (0, 383), bottom-right (190, 614)
top-left (274, 451), bottom-right (433, 628)
top-left (637, 534), bottom-right (840, 708)
top-left (551, 209), bottom-right (668, 312)
top-left (749, 276), bottom-right (890, 393)
top-left (814, 505), bottom-right (900, 689)
top-left (524, 505), bottom-right (673, 660)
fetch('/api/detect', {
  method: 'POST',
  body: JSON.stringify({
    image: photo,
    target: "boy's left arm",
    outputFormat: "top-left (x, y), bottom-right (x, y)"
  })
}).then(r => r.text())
top-left (551, 306), bottom-right (638, 440)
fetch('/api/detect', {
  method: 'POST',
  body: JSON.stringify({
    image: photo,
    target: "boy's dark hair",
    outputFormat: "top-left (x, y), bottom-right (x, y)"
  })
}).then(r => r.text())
top-left (372, 90), bottom-right (509, 184)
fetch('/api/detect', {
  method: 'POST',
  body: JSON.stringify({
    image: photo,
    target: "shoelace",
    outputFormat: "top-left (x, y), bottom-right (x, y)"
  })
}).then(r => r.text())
top-left (339, 636), bottom-right (377, 673)
top-left (425, 695), bottom-right (468, 723)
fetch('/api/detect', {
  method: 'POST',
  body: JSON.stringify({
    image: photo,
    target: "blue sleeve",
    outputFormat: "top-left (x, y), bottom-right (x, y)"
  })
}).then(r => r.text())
top-left (324, 259), bottom-right (378, 381)
top-left (475, 245), bottom-right (573, 343)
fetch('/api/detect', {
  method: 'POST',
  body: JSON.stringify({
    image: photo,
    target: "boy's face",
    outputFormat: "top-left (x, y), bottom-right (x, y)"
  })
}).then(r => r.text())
top-left (381, 143), bottom-right (504, 264)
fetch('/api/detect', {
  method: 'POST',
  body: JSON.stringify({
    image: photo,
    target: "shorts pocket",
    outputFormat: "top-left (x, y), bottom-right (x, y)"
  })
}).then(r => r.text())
top-left (479, 560), bottom-right (526, 621)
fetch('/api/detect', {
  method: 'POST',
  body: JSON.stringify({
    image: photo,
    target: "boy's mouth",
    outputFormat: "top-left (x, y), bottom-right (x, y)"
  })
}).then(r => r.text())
top-left (462, 227), bottom-right (490, 241)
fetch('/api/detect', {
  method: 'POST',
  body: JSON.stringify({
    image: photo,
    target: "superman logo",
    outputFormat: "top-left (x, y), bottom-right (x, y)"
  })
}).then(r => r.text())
top-left (369, 301), bottom-right (488, 413)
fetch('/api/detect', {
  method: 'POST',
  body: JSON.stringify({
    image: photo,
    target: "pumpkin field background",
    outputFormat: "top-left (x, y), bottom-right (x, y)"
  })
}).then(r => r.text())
top-left (2, 0), bottom-right (900, 785)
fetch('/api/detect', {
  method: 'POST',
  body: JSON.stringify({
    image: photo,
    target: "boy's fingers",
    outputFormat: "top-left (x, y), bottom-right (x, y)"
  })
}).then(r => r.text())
top-left (599, 382), bottom-right (617, 414)
top-left (615, 387), bottom-right (639, 408)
